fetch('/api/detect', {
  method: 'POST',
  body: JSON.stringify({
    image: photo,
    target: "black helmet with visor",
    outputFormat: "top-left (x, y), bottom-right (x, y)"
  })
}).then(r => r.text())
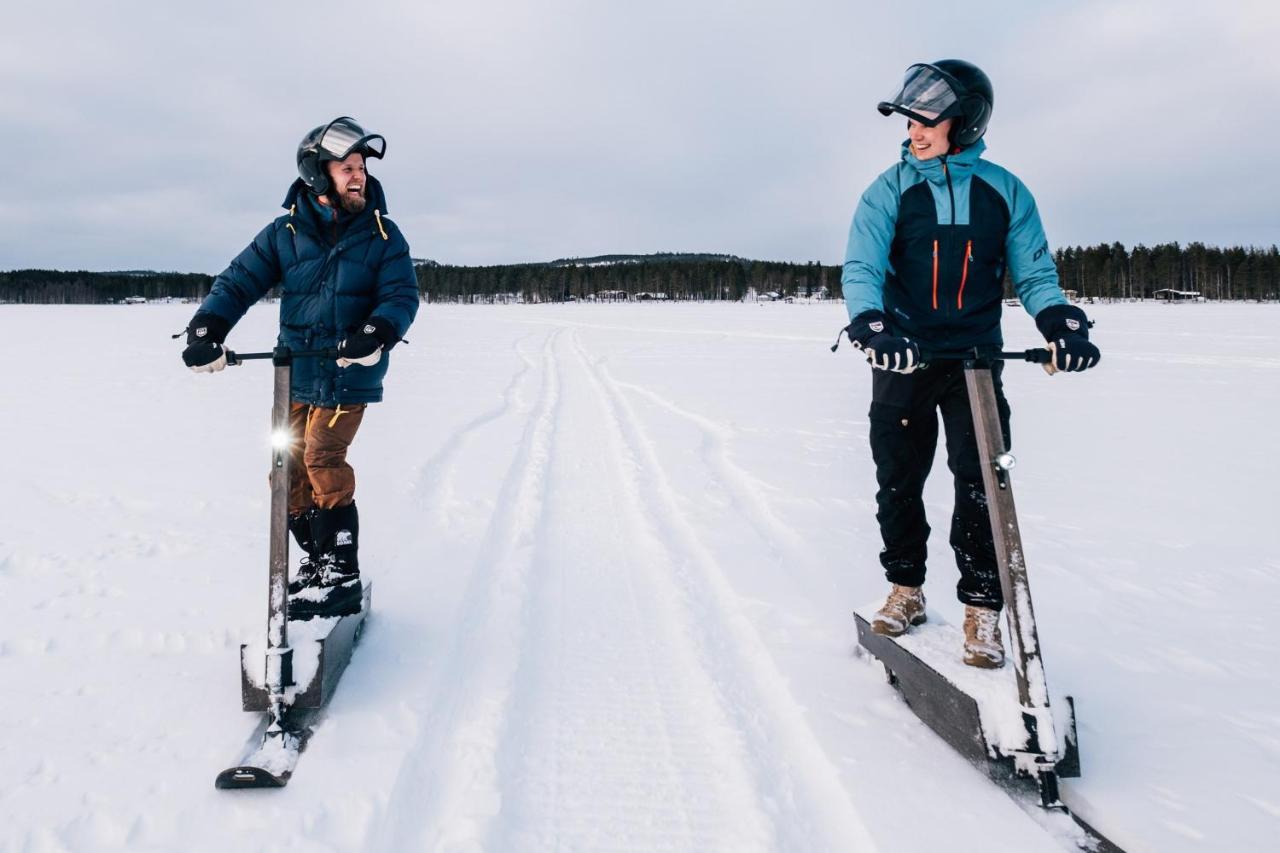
top-left (878, 60), bottom-right (993, 147)
top-left (296, 116), bottom-right (387, 195)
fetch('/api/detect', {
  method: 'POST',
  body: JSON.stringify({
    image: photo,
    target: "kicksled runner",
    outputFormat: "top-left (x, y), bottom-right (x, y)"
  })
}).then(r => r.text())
top-left (852, 349), bottom-right (1123, 851)
top-left (209, 347), bottom-right (372, 789)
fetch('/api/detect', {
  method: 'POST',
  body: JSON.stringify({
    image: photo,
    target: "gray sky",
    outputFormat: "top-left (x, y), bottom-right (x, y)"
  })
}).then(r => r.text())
top-left (3, 0), bottom-right (1276, 273)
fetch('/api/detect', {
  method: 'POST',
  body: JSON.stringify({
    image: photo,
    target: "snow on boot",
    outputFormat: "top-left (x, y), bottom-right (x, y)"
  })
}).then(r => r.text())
top-left (290, 503), bottom-right (363, 621)
top-left (286, 509), bottom-right (322, 597)
top-left (871, 584), bottom-right (927, 637)
top-left (963, 605), bottom-right (1005, 668)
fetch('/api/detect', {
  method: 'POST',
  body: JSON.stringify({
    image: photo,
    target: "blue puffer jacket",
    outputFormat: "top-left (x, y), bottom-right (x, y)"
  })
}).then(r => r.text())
top-left (842, 139), bottom-right (1066, 349)
top-left (198, 176), bottom-right (419, 406)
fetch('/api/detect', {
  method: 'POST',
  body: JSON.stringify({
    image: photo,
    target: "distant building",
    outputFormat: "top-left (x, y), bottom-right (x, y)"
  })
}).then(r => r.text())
top-left (593, 290), bottom-right (630, 301)
top-left (1153, 289), bottom-right (1203, 302)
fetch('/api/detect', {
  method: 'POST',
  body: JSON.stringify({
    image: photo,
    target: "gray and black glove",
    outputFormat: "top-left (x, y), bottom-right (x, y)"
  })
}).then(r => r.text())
top-left (1034, 304), bottom-right (1100, 375)
top-left (181, 312), bottom-right (231, 373)
top-left (337, 316), bottom-right (398, 368)
top-left (845, 310), bottom-right (920, 374)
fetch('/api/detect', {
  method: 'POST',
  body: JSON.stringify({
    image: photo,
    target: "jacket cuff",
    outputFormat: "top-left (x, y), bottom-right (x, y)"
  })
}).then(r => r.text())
top-left (1034, 304), bottom-right (1090, 341)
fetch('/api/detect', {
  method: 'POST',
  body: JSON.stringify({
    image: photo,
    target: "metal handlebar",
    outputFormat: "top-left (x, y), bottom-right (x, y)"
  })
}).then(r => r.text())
top-left (225, 347), bottom-right (339, 366)
top-left (919, 348), bottom-right (1052, 365)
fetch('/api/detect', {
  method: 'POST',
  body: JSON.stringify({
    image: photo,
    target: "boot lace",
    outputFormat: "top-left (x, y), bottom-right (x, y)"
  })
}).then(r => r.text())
top-left (969, 608), bottom-right (1000, 644)
top-left (886, 584), bottom-right (920, 612)
top-left (288, 555), bottom-right (322, 594)
top-left (315, 553), bottom-right (357, 585)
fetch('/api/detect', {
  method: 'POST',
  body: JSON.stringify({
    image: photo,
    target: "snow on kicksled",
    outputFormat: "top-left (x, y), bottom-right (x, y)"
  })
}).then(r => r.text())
top-left (0, 302), bottom-right (1277, 852)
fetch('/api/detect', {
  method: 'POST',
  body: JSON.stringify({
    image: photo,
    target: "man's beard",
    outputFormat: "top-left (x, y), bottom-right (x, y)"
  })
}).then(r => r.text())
top-left (337, 188), bottom-right (367, 214)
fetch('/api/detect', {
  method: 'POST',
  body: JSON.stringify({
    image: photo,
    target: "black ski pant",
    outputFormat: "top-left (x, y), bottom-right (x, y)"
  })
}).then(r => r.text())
top-left (868, 362), bottom-right (1010, 610)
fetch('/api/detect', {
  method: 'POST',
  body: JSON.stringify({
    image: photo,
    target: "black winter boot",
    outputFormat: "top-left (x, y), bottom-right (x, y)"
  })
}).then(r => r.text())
top-left (286, 509), bottom-right (322, 596)
top-left (290, 503), bottom-right (363, 620)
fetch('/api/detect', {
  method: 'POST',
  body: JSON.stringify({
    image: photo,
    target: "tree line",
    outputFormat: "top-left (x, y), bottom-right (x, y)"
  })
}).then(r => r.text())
top-left (416, 257), bottom-right (839, 303)
top-left (2, 242), bottom-right (1277, 304)
top-left (1052, 243), bottom-right (1280, 302)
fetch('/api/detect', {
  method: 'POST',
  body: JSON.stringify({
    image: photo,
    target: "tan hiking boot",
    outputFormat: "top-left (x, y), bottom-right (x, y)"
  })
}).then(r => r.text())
top-left (963, 605), bottom-right (1005, 668)
top-left (871, 584), bottom-right (926, 637)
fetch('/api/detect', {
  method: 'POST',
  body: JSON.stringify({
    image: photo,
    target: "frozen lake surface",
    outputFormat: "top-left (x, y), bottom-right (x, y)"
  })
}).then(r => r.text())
top-left (1, 301), bottom-right (1276, 852)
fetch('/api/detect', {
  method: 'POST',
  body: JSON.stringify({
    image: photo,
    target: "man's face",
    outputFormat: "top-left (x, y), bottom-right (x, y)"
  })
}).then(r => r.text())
top-left (326, 152), bottom-right (367, 213)
top-left (907, 118), bottom-right (953, 161)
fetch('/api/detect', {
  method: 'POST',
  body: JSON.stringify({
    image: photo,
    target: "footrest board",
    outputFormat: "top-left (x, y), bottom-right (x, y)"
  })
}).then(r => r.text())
top-left (239, 583), bottom-right (372, 711)
top-left (853, 604), bottom-right (1079, 783)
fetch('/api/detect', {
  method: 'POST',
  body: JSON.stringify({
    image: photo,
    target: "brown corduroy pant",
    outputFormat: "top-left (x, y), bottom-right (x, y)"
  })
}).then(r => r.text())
top-left (286, 402), bottom-right (367, 514)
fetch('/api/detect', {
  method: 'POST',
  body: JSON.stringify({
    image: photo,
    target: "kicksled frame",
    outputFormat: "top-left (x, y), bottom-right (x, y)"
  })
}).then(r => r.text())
top-left (853, 351), bottom-right (1125, 850)
top-left (213, 346), bottom-right (371, 789)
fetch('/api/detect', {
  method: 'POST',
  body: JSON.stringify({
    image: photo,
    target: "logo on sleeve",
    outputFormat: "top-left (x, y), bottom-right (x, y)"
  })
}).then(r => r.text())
top-left (869, 321), bottom-right (884, 333)
top-left (363, 324), bottom-right (376, 334)
top-left (1065, 318), bottom-right (1080, 332)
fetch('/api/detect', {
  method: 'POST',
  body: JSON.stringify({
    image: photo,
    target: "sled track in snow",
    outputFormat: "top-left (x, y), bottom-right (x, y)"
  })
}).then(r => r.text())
top-left (370, 326), bottom-right (881, 851)
top-left (410, 332), bottom-right (538, 520)
top-left (483, 330), bottom-right (781, 850)
top-left (609, 376), bottom-right (807, 561)
top-left (570, 331), bottom-right (881, 851)
top-left (371, 328), bottom-right (564, 851)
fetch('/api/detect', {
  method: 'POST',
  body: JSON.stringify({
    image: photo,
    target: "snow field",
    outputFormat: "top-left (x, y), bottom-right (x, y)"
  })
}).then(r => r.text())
top-left (0, 302), bottom-right (1276, 852)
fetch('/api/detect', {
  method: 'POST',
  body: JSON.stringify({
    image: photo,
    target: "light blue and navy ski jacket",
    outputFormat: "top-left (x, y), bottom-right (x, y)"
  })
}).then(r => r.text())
top-left (842, 139), bottom-right (1066, 349)
top-left (198, 176), bottom-right (419, 407)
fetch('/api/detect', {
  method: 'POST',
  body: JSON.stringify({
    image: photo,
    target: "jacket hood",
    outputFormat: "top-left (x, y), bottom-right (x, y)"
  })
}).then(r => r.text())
top-left (900, 138), bottom-right (987, 184)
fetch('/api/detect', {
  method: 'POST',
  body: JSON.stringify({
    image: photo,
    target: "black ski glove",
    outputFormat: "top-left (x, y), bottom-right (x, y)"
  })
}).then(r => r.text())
top-left (845, 310), bottom-right (920, 374)
top-left (1034, 304), bottom-right (1100, 374)
top-left (337, 316), bottom-right (398, 368)
top-left (181, 312), bottom-right (231, 372)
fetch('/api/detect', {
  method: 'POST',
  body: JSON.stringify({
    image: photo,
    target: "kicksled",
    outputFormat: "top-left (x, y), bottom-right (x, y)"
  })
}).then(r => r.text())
top-left (852, 349), bottom-right (1123, 852)
top-left (207, 346), bottom-right (373, 789)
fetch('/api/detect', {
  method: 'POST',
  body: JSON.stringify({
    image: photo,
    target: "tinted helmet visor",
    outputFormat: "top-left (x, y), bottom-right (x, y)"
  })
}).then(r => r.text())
top-left (877, 64), bottom-right (962, 125)
top-left (318, 116), bottom-right (386, 161)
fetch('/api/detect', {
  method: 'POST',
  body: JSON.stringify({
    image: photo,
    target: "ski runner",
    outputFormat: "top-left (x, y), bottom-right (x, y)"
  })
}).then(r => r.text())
top-left (180, 116), bottom-right (419, 620)
top-left (840, 61), bottom-right (1100, 666)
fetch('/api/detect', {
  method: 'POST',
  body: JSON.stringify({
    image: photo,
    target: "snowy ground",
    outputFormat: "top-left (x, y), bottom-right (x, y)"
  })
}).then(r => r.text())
top-left (1, 301), bottom-right (1276, 852)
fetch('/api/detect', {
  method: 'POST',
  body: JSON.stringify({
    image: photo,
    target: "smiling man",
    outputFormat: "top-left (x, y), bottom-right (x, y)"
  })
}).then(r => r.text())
top-left (840, 61), bottom-right (1100, 668)
top-left (180, 116), bottom-right (419, 620)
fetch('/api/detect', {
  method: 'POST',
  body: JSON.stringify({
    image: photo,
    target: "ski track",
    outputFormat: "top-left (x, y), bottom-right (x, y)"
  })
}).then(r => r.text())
top-left (371, 325), bottom-right (883, 852)
top-left (487, 328), bottom-right (777, 852)
top-left (609, 376), bottom-right (807, 562)
top-left (409, 331), bottom-right (538, 523)
top-left (370, 327), bottom-right (564, 851)
top-left (570, 331), bottom-right (881, 851)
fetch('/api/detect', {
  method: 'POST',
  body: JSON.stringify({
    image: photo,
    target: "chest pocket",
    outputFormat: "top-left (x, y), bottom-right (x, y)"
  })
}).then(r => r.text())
top-left (954, 177), bottom-right (1012, 311)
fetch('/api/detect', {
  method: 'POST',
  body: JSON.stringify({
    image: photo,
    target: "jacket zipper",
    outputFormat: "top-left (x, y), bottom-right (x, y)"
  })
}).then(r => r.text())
top-left (958, 240), bottom-right (972, 309)
top-left (943, 161), bottom-right (955, 226)
top-left (931, 239), bottom-right (939, 310)
top-left (936, 158), bottom-right (956, 313)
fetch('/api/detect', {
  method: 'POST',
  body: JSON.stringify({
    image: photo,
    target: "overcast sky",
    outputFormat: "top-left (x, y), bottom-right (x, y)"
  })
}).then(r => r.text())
top-left (3, 0), bottom-right (1276, 273)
